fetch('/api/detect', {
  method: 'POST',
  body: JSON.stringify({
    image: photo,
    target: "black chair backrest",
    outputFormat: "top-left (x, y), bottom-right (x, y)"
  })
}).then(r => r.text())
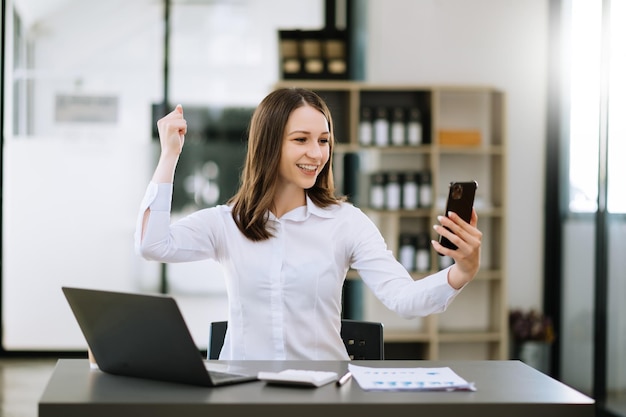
top-left (340, 319), bottom-right (384, 360)
top-left (208, 319), bottom-right (384, 360)
top-left (208, 321), bottom-right (228, 361)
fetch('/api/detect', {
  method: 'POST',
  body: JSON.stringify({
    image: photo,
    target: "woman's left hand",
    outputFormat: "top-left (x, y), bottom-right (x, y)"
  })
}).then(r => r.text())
top-left (431, 209), bottom-right (482, 290)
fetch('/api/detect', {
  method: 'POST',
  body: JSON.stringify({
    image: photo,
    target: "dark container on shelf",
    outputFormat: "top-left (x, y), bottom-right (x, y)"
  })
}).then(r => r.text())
top-left (278, 29), bottom-right (350, 80)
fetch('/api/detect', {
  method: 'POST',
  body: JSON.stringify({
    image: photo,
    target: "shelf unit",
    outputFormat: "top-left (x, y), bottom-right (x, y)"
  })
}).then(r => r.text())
top-left (275, 81), bottom-right (508, 360)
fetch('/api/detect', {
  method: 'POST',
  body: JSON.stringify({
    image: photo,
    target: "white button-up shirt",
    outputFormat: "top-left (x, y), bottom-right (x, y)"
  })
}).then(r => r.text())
top-left (135, 182), bottom-right (460, 360)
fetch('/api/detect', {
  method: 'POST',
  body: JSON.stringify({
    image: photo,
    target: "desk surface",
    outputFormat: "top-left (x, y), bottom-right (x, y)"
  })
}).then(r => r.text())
top-left (39, 359), bottom-right (594, 417)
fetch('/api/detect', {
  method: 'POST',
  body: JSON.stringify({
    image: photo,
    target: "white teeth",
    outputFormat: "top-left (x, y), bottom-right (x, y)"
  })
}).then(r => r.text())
top-left (298, 164), bottom-right (317, 171)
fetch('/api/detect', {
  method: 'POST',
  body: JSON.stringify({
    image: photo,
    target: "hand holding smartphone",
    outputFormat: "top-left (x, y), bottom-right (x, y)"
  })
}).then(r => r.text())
top-left (438, 181), bottom-right (478, 253)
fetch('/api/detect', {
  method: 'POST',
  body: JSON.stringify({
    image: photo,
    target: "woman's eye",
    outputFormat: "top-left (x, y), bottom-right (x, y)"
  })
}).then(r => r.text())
top-left (294, 137), bottom-right (307, 143)
top-left (320, 138), bottom-right (330, 144)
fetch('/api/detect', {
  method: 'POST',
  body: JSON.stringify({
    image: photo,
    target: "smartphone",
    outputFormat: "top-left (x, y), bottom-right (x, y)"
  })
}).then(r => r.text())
top-left (438, 181), bottom-right (478, 252)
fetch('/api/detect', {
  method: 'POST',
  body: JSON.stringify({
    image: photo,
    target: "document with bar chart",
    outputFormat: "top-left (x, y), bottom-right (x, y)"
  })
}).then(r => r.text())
top-left (348, 364), bottom-right (476, 392)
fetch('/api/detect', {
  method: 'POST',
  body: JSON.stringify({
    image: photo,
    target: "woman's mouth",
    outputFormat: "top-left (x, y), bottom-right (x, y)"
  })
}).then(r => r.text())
top-left (297, 164), bottom-right (318, 175)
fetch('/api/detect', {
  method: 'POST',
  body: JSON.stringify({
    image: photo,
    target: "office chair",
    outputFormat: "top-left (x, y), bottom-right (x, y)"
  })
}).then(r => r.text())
top-left (208, 319), bottom-right (384, 360)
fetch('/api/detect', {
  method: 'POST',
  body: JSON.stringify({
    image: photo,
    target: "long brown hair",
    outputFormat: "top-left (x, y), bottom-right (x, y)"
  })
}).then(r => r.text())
top-left (228, 87), bottom-right (345, 241)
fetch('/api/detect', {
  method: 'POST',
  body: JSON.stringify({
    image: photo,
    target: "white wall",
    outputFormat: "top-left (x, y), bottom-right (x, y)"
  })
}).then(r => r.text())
top-left (2, 0), bottom-right (549, 350)
top-left (367, 0), bottom-right (548, 311)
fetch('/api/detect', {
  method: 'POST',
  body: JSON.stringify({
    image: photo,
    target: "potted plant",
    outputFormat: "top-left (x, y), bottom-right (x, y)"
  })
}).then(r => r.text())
top-left (509, 309), bottom-right (555, 373)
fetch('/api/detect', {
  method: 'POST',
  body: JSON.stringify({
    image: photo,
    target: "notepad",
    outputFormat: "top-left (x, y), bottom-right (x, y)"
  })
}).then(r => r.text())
top-left (257, 369), bottom-right (339, 387)
top-left (348, 364), bottom-right (476, 391)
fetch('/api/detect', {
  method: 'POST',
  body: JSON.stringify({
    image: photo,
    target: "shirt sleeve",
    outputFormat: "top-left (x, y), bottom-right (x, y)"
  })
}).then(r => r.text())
top-left (347, 207), bottom-right (463, 319)
top-left (134, 182), bottom-right (167, 255)
top-left (134, 182), bottom-right (220, 262)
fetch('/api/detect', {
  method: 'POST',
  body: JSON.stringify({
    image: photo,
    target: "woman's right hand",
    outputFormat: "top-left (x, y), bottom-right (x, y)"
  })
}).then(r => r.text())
top-left (150, 104), bottom-right (187, 184)
top-left (156, 104), bottom-right (187, 157)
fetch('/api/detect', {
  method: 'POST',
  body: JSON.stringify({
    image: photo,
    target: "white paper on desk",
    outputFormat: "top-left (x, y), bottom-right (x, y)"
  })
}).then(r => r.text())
top-left (348, 364), bottom-right (476, 392)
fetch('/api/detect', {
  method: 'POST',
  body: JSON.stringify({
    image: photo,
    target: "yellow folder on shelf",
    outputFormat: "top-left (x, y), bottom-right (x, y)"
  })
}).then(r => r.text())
top-left (438, 130), bottom-right (482, 146)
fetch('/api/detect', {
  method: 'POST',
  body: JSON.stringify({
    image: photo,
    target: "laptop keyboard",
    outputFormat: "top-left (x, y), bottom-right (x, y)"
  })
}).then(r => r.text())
top-left (208, 370), bottom-right (248, 383)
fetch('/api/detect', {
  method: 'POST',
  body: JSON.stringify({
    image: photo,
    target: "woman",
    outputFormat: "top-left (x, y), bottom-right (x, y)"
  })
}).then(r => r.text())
top-left (136, 87), bottom-right (482, 360)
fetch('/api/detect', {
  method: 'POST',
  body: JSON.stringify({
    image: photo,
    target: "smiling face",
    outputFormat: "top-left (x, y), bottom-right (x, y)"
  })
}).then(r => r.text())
top-left (277, 104), bottom-right (331, 194)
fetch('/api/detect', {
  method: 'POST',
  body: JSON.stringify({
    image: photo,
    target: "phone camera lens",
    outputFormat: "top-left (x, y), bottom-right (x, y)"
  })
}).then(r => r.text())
top-left (452, 184), bottom-right (463, 200)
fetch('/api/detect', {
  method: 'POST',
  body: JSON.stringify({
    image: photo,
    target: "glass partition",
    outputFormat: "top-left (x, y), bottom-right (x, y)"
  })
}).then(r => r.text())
top-left (2, 0), bottom-right (323, 350)
top-left (559, 1), bottom-right (626, 415)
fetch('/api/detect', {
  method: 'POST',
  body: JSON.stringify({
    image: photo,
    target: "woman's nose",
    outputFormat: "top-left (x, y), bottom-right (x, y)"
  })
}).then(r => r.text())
top-left (306, 142), bottom-right (323, 159)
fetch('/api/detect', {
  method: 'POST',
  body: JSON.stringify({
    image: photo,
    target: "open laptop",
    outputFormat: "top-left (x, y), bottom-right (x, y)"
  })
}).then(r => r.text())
top-left (62, 286), bottom-right (257, 387)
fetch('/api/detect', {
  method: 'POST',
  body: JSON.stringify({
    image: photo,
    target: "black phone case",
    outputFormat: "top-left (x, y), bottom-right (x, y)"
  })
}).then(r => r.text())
top-left (438, 181), bottom-right (478, 252)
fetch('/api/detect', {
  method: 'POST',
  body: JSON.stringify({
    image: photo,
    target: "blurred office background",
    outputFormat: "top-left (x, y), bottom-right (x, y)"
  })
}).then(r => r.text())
top-left (1, 1), bottom-right (625, 415)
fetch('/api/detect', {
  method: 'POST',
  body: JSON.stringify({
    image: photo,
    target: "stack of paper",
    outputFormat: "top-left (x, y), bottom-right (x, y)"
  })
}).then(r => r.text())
top-left (348, 364), bottom-right (476, 392)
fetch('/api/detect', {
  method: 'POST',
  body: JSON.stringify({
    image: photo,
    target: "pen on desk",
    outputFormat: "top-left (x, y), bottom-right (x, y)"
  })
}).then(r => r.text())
top-left (337, 371), bottom-right (352, 386)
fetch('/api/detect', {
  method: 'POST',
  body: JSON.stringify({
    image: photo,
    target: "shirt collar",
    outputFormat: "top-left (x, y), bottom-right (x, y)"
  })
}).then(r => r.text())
top-left (305, 194), bottom-right (336, 219)
top-left (269, 194), bottom-right (337, 222)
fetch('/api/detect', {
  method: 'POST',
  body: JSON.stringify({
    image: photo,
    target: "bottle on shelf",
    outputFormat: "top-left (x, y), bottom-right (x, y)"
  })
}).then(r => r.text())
top-left (399, 234), bottom-right (416, 272)
top-left (418, 171), bottom-right (432, 208)
top-left (407, 107), bottom-right (423, 146)
top-left (374, 107), bottom-right (389, 147)
top-left (391, 107), bottom-right (406, 146)
top-left (359, 107), bottom-right (373, 146)
top-left (402, 172), bottom-right (419, 210)
top-left (369, 173), bottom-right (386, 210)
top-left (415, 232), bottom-right (431, 273)
top-left (385, 172), bottom-right (401, 211)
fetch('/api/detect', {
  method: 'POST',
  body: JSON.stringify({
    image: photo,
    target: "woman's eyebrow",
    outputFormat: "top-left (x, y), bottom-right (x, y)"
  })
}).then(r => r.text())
top-left (286, 129), bottom-right (330, 135)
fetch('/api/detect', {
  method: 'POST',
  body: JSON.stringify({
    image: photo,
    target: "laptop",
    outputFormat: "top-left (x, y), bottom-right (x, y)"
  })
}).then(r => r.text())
top-left (62, 286), bottom-right (257, 387)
